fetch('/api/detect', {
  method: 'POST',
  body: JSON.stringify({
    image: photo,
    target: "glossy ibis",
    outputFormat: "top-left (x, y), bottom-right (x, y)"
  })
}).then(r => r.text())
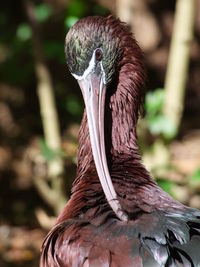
top-left (40, 16), bottom-right (200, 267)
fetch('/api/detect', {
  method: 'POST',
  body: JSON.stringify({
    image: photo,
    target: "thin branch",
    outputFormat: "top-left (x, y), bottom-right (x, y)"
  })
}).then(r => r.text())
top-left (116, 0), bottom-right (132, 25)
top-left (163, 0), bottom-right (195, 132)
top-left (25, 0), bottom-right (67, 214)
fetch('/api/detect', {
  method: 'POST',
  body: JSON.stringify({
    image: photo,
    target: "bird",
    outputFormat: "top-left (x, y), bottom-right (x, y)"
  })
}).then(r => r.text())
top-left (40, 15), bottom-right (200, 267)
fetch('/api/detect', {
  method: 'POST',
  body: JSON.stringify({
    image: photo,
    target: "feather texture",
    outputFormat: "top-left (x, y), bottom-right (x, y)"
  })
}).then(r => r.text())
top-left (40, 15), bottom-right (200, 267)
top-left (41, 209), bottom-right (200, 266)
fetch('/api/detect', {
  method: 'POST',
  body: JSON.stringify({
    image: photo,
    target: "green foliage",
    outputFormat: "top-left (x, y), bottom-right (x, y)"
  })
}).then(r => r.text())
top-left (0, 35), bottom-right (33, 84)
top-left (35, 3), bottom-right (52, 23)
top-left (145, 89), bottom-right (164, 115)
top-left (65, 94), bottom-right (83, 117)
top-left (67, 0), bottom-right (89, 18)
top-left (65, 16), bottom-right (79, 28)
top-left (147, 115), bottom-right (177, 138)
top-left (64, 0), bottom-right (108, 29)
top-left (64, 0), bottom-right (88, 29)
top-left (145, 89), bottom-right (177, 139)
top-left (93, 4), bottom-right (108, 16)
top-left (16, 23), bottom-right (32, 41)
top-left (39, 139), bottom-right (64, 162)
top-left (157, 179), bottom-right (175, 196)
top-left (189, 168), bottom-right (200, 187)
top-left (44, 41), bottom-right (65, 64)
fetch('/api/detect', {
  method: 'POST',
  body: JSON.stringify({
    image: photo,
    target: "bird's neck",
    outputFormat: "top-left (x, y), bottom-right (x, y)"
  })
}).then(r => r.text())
top-left (75, 58), bottom-right (144, 169)
top-left (57, 45), bottom-right (156, 223)
top-left (108, 46), bottom-right (145, 157)
top-left (109, 77), bottom-right (139, 157)
top-left (59, 100), bottom-right (156, 223)
top-left (75, 28), bottom-right (146, 172)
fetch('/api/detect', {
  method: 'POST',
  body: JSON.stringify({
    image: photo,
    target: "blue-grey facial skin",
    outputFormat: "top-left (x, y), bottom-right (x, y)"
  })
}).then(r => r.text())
top-left (65, 17), bottom-right (119, 85)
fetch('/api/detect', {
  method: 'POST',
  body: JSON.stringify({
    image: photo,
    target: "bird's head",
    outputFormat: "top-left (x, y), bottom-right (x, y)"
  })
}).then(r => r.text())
top-left (65, 16), bottom-right (144, 221)
top-left (65, 16), bottom-right (121, 85)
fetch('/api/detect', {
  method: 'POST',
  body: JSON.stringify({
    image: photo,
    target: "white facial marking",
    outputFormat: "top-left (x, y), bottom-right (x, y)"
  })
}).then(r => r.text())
top-left (72, 48), bottom-right (106, 84)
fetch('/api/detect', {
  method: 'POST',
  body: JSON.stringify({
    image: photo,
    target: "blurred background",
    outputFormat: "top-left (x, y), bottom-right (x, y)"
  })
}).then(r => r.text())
top-left (0, 0), bottom-right (200, 266)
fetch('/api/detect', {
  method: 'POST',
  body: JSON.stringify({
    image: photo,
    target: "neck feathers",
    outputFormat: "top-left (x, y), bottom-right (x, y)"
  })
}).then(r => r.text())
top-left (75, 15), bottom-right (147, 189)
top-left (110, 19), bottom-right (145, 156)
top-left (58, 17), bottom-right (154, 222)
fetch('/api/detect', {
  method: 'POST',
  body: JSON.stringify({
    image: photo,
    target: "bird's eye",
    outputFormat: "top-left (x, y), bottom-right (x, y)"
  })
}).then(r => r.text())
top-left (95, 48), bottom-right (103, 61)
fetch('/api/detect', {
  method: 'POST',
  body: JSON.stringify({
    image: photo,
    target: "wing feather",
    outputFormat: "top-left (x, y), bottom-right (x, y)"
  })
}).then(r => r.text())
top-left (40, 209), bottom-right (200, 267)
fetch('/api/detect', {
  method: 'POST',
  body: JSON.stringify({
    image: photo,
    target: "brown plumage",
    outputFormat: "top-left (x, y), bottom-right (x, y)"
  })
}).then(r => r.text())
top-left (40, 16), bottom-right (200, 267)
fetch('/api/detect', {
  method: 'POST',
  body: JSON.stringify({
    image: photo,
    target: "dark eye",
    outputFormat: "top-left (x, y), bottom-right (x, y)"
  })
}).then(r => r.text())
top-left (95, 48), bottom-right (103, 61)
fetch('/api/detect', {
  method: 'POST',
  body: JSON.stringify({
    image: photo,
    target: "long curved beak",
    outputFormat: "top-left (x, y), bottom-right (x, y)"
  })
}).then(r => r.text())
top-left (77, 70), bottom-right (127, 222)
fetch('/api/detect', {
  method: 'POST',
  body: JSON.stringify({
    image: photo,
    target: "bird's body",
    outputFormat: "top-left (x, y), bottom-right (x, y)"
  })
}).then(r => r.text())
top-left (40, 16), bottom-right (200, 267)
